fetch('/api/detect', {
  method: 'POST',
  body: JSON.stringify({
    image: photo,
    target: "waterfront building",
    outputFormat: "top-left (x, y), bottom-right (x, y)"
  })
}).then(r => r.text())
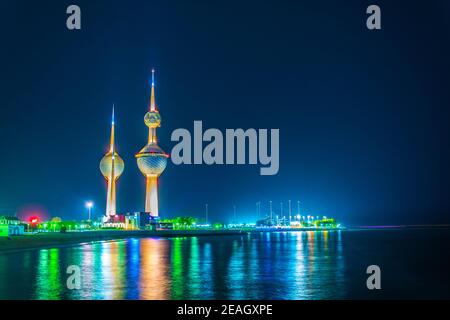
top-left (136, 69), bottom-right (169, 217)
top-left (0, 216), bottom-right (24, 236)
top-left (123, 212), bottom-right (153, 230)
top-left (100, 107), bottom-right (125, 222)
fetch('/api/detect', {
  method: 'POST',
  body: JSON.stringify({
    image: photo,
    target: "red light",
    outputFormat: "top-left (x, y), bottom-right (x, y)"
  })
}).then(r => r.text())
top-left (29, 216), bottom-right (39, 224)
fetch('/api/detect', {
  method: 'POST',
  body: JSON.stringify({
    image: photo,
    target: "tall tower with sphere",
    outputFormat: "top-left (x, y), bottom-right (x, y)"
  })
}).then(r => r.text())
top-left (100, 107), bottom-right (125, 221)
top-left (136, 69), bottom-right (169, 217)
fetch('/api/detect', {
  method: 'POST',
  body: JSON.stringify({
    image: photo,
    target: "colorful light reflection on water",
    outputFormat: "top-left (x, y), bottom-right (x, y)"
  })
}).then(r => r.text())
top-left (0, 231), bottom-right (347, 300)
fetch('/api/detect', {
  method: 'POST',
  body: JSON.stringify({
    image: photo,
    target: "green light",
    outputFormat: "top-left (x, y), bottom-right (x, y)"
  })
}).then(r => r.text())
top-left (35, 249), bottom-right (61, 299)
top-left (170, 238), bottom-right (183, 298)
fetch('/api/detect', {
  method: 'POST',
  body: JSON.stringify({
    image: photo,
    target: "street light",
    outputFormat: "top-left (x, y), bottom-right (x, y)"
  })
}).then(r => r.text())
top-left (85, 201), bottom-right (94, 221)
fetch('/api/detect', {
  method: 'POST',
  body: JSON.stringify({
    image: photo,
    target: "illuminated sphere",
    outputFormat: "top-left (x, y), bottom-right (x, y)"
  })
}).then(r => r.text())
top-left (100, 152), bottom-right (125, 180)
top-left (144, 111), bottom-right (161, 128)
top-left (136, 144), bottom-right (168, 177)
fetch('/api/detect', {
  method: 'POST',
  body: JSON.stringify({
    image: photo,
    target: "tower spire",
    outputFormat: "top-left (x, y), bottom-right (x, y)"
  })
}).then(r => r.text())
top-left (112, 104), bottom-right (115, 125)
top-left (150, 68), bottom-right (156, 111)
top-left (109, 104), bottom-right (115, 153)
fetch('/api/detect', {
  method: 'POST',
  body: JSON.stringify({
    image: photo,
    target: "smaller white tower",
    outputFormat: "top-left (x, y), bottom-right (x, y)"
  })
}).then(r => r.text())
top-left (100, 106), bottom-right (124, 221)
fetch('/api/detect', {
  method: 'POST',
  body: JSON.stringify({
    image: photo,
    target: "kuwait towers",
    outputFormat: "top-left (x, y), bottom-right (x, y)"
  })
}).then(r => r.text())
top-left (100, 107), bottom-right (125, 221)
top-left (136, 69), bottom-right (169, 217)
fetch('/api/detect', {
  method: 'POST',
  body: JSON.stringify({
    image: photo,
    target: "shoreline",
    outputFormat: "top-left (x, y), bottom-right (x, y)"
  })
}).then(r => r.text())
top-left (0, 229), bottom-right (244, 254)
top-left (3, 226), bottom-right (445, 254)
top-left (0, 228), bottom-right (342, 254)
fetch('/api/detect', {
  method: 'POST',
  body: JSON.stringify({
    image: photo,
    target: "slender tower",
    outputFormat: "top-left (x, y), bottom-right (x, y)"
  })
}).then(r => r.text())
top-left (136, 69), bottom-right (169, 216)
top-left (100, 106), bottom-right (125, 221)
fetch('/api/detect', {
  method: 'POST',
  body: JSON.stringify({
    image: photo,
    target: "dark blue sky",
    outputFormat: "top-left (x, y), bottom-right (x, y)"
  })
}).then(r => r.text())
top-left (1, 0), bottom-right (450, 225)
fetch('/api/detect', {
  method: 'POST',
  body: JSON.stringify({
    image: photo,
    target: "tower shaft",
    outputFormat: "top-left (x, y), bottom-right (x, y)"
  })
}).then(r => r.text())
top-left (106, 177), bottom-right (116, 217)
top-left (145, 176), bottom-right (159, 216)
top-left (148, 127), bottom-right (157, 144)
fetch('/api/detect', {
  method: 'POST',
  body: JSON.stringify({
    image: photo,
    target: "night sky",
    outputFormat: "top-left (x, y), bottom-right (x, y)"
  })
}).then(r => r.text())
top-left (1, 0), bottom-right (450, 225)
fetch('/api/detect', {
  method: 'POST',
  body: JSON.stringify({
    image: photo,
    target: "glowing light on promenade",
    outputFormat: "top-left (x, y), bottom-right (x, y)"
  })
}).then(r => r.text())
top-left (100, 106), bottom-right (124, 221)
top-left (85, 201), bottom-right (94, 221)
top-left (136, 69), bottom-right (169, 216)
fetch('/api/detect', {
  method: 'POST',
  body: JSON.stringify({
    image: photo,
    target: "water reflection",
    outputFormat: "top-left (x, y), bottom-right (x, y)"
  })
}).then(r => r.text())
top-left (0, 232), bottom-right (346, 299)
top-left (140, 238), bottom-right (169, 299)
top-left (35, 249), bottom-right (61, 299)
